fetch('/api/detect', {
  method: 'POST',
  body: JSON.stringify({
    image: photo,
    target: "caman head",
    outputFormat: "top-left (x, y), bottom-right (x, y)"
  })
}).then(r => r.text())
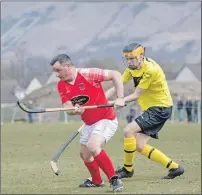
top-left (122, 43), bottom-right (145, 70)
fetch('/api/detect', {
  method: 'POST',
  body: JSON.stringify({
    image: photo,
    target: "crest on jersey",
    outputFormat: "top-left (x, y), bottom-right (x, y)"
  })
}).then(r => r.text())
top-left (78, 83), bottom-right (85, 90)
top-left (71, 95), bottom-right (90, 106)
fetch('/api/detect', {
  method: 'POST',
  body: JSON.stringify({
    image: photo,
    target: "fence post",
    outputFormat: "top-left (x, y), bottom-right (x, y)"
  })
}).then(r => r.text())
top-left (171, 103), bottom-right (175, 124)
top-left (1, 106), bottom-right (4, 124)
top-left (64, 112), bottom-right (68, 124)
top-left (38, 113), bottom-right (43, 124)
top-left (198, 101), bottom-right (201, 124)
top-left (11, 106), bottom-right (18, 124)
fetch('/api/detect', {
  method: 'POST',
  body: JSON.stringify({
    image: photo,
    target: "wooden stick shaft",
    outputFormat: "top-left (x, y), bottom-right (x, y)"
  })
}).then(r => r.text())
top-left (45, 104), bottom-right (113, 112)
top-left (45, 105), bottom-right (98, 112)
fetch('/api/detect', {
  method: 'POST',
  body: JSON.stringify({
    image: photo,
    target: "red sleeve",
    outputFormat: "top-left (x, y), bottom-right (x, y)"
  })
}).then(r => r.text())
top-left (57, 81), bottom-right (69, 104)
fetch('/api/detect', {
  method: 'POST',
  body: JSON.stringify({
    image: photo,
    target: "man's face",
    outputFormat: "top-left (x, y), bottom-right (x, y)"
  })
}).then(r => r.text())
top-left (52, 62), bottom-right (74, 82)
top-left (124, 54), bottom-right (144, 70)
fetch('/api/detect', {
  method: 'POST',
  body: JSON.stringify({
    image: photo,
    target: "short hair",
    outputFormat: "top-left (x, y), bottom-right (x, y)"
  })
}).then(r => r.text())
top-left (50, 54), bottom-right (71, 66)
top-left (123, 43), bottom-right (141, 53)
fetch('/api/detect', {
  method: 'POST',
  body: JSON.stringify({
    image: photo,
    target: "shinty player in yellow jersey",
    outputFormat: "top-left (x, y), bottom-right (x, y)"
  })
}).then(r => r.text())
top-left (105, 43), bottom-right (184, 179)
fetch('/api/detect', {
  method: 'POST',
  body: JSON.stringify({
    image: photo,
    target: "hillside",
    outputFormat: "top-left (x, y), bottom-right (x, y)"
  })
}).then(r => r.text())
top-left (2, 2), bottom-right (201, 65)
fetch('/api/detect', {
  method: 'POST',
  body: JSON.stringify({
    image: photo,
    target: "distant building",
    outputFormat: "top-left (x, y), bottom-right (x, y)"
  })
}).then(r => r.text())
top-left (175, 65), bottom-right (200, 82)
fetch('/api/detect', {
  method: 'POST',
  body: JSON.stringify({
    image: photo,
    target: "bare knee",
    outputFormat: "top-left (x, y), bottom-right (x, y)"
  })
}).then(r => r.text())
top-left (86, 142), bottom-right (97, 154)
top-left (86, 134), bottom-right (105, 156)
top-left (123, 122), bottom-right (141, 138)
top-left (86, 141), bottom-right (101, 157)
top-left (80, 145), bottom-right (93, 162)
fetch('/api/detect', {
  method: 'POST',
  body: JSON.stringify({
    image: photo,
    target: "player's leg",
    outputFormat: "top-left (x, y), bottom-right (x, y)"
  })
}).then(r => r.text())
top-left (79, 125), bottom-right (103, 187)
top-left (86, 118), bottom-right (123, 192)
top-left (115, 121), bottom-right (140, 178)
top-left (136, 133), bottom-right (184, 178)
top-left (135, 106), bottom-right (184, 179)
top-left (79, 144), bottom-right (104, 187)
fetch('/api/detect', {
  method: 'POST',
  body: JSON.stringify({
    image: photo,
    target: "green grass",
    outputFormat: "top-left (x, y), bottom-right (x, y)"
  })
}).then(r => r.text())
top-left (1, 121), bottom-right (201, 194)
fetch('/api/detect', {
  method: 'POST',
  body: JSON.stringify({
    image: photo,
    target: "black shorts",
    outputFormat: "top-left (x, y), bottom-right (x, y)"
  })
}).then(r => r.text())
top-left (135, 106), bottom-right (172, 139)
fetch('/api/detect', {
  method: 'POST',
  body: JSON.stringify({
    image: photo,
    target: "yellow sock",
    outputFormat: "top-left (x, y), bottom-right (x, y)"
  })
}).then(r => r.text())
top-left (140, 144), bottom-right (179, 169)
top-left (124, 137), bottom-right (136, 172)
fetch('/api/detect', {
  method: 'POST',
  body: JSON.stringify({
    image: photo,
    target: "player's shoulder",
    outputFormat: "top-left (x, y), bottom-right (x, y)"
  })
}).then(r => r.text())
top-left (77, 67), bottom-right (88, 73)
top-left (143, 57), bottom-right (160, 73)
top-left (77, 67), bottom-right (99, 74)
top-left (144, 57), bottom-right (159, 67)
top-left (78, 67), bottom-right (109, 78)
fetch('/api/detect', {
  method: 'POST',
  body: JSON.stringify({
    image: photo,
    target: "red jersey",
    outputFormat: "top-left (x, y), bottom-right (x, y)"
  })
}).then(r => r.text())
top-left (57, 68), bottom-right (116, 125)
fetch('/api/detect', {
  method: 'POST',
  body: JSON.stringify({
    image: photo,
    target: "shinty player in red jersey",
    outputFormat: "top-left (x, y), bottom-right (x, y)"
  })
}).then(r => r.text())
top-left (50, 54), bottom-right (125, 192)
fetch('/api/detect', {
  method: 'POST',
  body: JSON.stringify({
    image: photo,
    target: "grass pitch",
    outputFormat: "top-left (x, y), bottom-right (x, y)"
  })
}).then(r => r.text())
top-left (1, 121), bottom-right (201, 194)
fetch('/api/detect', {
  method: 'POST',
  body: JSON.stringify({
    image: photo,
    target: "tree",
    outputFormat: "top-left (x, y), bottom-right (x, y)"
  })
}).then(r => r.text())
top-left (9, 46), bottom-right (29, 87)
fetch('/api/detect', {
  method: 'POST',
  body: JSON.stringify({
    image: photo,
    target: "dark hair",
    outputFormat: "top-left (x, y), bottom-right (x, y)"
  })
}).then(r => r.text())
top-left (50, 54), bottom-right (71, 66)
top-left (123, 42), bottom-right (141, 53)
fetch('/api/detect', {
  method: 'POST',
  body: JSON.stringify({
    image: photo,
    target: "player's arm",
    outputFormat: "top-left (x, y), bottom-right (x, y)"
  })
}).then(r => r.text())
top-left (124, 87), bottom-right (145, 103)
top-left (105, 68), bottom-right (132, 99)
top-left (103, 70), bottom-right (125, 99)
top-left (124, 70), bottom-right (153, 103)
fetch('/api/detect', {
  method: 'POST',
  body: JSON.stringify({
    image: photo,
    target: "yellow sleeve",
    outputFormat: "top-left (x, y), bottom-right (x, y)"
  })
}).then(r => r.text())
top-left (138, 69), bottom-right (154, 90)
top-left (121, 68), bottom-right (132, 84)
